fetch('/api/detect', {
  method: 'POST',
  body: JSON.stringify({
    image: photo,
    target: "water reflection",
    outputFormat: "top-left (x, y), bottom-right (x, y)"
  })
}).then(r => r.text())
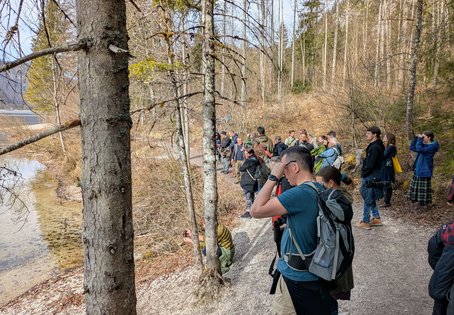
top-left (0, 157), bottom-right (56, 306)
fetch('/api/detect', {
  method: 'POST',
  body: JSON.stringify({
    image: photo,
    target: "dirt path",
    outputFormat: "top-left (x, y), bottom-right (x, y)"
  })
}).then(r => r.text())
top-left (0, 155), bottom-right (439, 314)
top-left (133, 202), bottom-right (436, 315)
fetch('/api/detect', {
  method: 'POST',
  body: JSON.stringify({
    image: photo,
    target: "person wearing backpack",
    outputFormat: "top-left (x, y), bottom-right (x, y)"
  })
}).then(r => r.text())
top-left (317, 137), bottom-right (341, 170)
top-left (239, 148), bottom-right (260, 218)
top-left (428, 221), bottom-right (454, 315)
top-left (253, 126), bottom-right (274, 162)
top-left (357, 126), bottom-right (385, 230)
top-left (316, 166), bottom-right (355, 315)
top-left (381, 133), bottom-right (397, 208)
top-left (250, 146), bottom-right (335, 315)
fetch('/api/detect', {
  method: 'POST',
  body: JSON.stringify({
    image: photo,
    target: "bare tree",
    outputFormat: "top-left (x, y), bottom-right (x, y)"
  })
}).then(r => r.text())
top-left (406, 0), bottom-right (424, 140)
top-left (198, 0), bottom-right (224, 297)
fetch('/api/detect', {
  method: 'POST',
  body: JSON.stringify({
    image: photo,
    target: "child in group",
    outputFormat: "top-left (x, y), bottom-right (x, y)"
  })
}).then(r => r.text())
top-left (316, 166), bottom-right (355, 315)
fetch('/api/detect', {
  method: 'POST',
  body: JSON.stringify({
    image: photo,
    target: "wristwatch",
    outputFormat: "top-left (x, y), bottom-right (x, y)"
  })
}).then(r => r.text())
top-left (268, 174), bottom-right (279, 182)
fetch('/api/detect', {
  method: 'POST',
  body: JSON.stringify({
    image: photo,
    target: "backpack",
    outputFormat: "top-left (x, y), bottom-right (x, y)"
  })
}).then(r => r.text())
top-left (254, 162), bottom-right (270, 186)
top-left (245, 161), bottom-right (270, 186)
top-left (428, 221), bottom-right (454, 270)
top-left (331, 147), bottom-right (345, 170)
top-left (289, 183), bottom-right (355, 281)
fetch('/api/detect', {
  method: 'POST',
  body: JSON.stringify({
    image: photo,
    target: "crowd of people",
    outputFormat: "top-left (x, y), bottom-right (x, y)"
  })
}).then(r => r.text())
top-left (184, 125), bottom-right (451, 314)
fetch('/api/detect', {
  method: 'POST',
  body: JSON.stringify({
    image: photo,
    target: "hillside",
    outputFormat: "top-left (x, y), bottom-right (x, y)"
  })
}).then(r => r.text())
top-left (0, 63), bottom-right (27, 109)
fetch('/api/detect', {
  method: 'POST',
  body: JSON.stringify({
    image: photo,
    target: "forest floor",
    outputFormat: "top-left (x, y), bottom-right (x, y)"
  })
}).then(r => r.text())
top-left (1, 153), bottom-right (453, 314)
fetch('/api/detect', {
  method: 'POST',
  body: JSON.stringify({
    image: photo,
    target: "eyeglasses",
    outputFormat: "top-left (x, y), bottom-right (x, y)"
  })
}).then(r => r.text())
top-left (284, 160), bottom-right (297, 169)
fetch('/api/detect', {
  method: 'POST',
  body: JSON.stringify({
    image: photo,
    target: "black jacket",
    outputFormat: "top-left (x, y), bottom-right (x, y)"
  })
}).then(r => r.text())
top-left (361, 139), bottom-right (385, 178)
top-left (429, 245), bottom-right (454, 301)
top-left (240, 157), bottom-right (259, 192)
top-left (381, 145), bottom-right (397, 182)
top-left (273, 142), bottom-right (288, 157)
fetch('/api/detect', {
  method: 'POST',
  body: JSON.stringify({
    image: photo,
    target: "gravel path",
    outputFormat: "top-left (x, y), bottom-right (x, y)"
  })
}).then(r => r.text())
top-left (135, 202), bottom-right (436, 315)
top-left (0, 153), bottom-right (439, 314)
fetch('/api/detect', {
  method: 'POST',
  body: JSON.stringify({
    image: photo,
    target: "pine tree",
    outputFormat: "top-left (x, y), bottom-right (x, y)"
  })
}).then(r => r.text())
top-left (24, 0), bottom-right (66, 113)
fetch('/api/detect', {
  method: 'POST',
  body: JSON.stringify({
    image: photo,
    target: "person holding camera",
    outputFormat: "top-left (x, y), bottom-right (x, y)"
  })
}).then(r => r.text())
top-left (250, 146), bottom-right (335, 315)
top-left (408, 131), bottom-right (439, 211)
top-left (356, 126), bottom-right (385, 230)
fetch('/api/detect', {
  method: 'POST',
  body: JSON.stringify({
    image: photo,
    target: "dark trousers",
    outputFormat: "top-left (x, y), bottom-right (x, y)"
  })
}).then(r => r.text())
top-left (283, 276), bottom-right (335, 315)
top-left (383, 183), bottom-right (393, 205)
top-left (432, 299), bottom-right (447, 315)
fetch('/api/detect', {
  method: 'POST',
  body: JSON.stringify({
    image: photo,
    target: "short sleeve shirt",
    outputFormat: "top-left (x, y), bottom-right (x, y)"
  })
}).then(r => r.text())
top-left (276, 182), bottom-right (322, 281)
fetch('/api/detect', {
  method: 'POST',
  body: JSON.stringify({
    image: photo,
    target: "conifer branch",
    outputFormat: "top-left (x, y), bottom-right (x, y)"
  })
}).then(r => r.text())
top-left (0, 41), bottom-right (88, 73)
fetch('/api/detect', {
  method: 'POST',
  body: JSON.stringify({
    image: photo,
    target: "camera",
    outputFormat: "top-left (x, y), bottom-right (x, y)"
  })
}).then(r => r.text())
top-left (365, 179), bottom-right (391, 188)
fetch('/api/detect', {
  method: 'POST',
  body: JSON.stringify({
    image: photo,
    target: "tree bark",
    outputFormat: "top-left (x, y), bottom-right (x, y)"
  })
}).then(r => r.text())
top-left (161, 6), bottom-right (203, 271)
top-left (342, 0), bottom-right (350, 88)
top-left (76, 0), bottom-right (136, 313)
top-left (406, 0), bottom-right (424, 140)
top-left (291, 0), bottom-right (297, 88)
top-left (202, 0), bottom-right (220, 275)
top-left (260, 0), bottom-right (266, 104)
top-left (241, 0), bottom-right (247, 108)
top-left (331, 0), bottom-right (339, 88)
top-left (51, 58), bottom-right (67, 158)
top-left (374, 1), bottom-right (382, 88)
top-left (323, 0), bottom-right (328, 90)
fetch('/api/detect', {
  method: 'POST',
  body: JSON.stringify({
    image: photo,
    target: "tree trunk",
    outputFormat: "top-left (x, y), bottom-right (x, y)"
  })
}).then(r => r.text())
top-left (277, 0), bottom-right (284, 100)
top-left (51, 59), bottom-right (67, 158)
top-left (406, 0), bottom-right (424, 140)
top-left (77, 0), bottom-right (136, 313)
top-left (433, 0), bottom-right (441, 86)
top-left (221, 0), bottom-right (226, 95)
top-left (291, 0), bottom-right (297, 88)
top-left (301, 29), bottom-right (306, 85)
top-left (374, 1), bottom-right (382, 88)
top-left (363, 0), bottom-right (369, 57)
top-left (260, 0), bottom-right (266, 104)
top-left (323, 0), bottom-right (328, 90)
top-left (331, 0), bottom-right (339, 88)
top-left (241, 0), bottom-right (247, 109)
top-left (342, 0), bottom-right (350, 88)
top-left (162, 6), bottom-right (203, 271)
top-left (202, 0), bottom-right (220, 275)
top-left (181, 15), bottom-right (190, 159)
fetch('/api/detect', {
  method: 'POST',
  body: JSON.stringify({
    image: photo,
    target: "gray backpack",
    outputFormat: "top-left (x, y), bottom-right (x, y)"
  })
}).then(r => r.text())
top-left (288, 183), bottom-right (354, 281)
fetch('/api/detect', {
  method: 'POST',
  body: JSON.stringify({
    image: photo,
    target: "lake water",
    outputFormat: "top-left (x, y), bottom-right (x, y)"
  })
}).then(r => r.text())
top-left (0, 157), bottom-right (57, 306)
top-left (0, 110), bottom-right (41, 125)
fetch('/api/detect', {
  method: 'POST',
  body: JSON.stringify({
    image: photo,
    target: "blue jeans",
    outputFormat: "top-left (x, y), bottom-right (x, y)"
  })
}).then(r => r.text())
top-left (363, 201), bottom-right (380, 223)
top-left (221, 157), bottom-right (229, 172)
top-left (361, 178), bottom-right (381, 223)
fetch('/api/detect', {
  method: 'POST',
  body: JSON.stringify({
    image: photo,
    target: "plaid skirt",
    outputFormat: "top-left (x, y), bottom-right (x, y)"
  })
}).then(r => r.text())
top-left (408, 175), bottom-right (432, 205)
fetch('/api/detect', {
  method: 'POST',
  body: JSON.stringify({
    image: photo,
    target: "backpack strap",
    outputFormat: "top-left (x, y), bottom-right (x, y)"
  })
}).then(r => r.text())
top-left (286, 182), bottom-right (320, 259)
top-left (258, 143), bottom-right (273, 158)
top-left (246, 169), bottom-right (256, 181)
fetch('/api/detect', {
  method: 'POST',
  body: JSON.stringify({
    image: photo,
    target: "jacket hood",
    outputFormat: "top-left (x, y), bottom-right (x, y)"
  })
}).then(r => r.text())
top-left (255, 135), bottom-right (270, 143)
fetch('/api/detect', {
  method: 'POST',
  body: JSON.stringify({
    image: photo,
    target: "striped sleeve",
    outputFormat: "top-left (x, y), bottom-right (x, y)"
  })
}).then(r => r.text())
top-left (217, 224), bottom-right (234, 250)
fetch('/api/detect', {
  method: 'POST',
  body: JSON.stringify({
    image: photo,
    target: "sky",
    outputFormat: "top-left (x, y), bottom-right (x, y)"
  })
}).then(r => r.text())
top-left (0, 0), bottom-right (39, 60)
top-left (0, 0), bottom-right (302, 60)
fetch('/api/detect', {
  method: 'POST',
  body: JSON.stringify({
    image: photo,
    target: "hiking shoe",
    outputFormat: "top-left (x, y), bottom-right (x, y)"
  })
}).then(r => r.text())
top-left (381, 203), bottom-right (391, 208)
top-left (355, 221), bottom-right (371, 230)
top-left (240, 211), bottom-right (252, 218)
top-left (370, 217), bottom-right (383, 226)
